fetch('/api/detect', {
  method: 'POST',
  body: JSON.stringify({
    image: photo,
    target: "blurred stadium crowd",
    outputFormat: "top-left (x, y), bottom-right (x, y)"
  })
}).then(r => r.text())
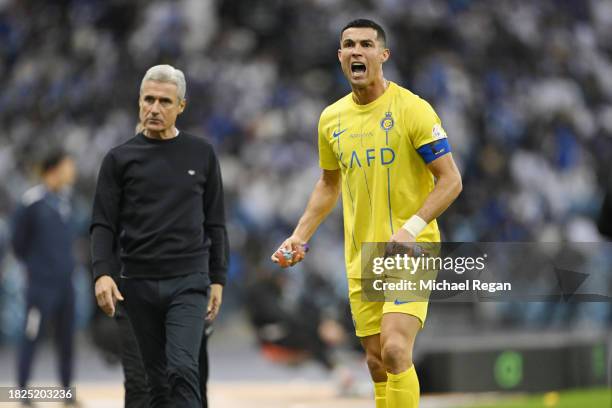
top-left (0, 0), bottom-right (611, 347)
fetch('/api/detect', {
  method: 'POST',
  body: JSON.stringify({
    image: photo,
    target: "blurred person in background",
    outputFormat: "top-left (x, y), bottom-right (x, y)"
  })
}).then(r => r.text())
top-left (246, 269), bottom-right (356, 394)
top-left (11, 149), bottom-right (80, 407)
top-left (272, 19), bottom-right (462, 408)
top-left (90, 64), bottom-right (228, 408)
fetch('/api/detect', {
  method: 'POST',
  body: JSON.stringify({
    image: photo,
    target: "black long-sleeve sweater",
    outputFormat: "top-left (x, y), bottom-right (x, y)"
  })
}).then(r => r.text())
top-left (90, 132), bottom-right (229, 284)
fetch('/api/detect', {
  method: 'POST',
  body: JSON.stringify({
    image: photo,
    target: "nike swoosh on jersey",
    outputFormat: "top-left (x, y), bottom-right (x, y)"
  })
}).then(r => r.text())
top-left (394, 299), bottom-right (410, 305)
top-left (333, 128), bottom-right (348, 138)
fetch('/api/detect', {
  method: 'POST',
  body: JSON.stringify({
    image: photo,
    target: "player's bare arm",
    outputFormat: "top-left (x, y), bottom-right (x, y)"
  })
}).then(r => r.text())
top-left (271, 168), bottom-right (341, 266)
top-left (390, 153), bottom-right (462, 243)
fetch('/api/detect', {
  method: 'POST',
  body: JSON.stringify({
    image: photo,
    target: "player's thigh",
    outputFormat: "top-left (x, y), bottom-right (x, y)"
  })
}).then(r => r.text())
top-left (381, 300), bottom-right (427, 348)
top-left (382, 300), bottom-right (428, 329)
top-left (348, 278), bottom-right (384, 338)
top-left (380, 312), bottom-right (422, 364)
top-left (380, 312), bottom-right (421, 340)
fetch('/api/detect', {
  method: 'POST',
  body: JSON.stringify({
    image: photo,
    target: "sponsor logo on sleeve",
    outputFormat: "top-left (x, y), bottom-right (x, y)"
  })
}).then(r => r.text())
top-left (432, 123), bottom-right (447, 140)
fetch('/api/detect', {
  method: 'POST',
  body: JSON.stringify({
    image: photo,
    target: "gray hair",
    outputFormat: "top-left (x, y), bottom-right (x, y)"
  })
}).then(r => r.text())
top-left (140, 64), bottom-right (187, 101)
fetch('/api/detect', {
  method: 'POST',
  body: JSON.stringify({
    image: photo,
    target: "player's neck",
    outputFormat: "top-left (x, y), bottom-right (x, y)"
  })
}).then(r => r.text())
top-left (143, 127), bottom-right (178, 140)
top-left (351, 77), bottom-right (389, 105)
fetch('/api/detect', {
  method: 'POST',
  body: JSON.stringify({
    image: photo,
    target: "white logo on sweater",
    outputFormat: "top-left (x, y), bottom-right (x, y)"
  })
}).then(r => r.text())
top-left (188, 170), bottom-right (195, 176)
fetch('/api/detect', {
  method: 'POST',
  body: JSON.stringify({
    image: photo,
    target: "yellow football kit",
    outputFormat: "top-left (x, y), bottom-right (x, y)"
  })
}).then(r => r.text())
top-left (318, 82), bottom-right (449, 337)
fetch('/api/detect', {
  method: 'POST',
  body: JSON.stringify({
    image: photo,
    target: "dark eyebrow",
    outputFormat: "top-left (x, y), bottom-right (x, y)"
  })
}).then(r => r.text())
top-left (143, 95), bottom-right (175, 104)
top-left (342, 38), bottom-right (376, 47)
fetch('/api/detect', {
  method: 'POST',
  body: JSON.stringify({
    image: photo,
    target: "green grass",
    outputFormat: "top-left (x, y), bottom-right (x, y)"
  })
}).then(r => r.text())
top-left (468, 388), bottom-right (611, 408)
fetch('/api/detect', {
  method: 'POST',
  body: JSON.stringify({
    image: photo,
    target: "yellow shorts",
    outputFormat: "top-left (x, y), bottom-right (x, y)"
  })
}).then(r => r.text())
top-left (348, 278), bottom-right (429, 338)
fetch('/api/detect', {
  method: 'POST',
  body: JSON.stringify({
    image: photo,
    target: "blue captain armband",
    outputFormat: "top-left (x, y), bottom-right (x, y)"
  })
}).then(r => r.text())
top-left (416, 138), bottom-right (452, 164)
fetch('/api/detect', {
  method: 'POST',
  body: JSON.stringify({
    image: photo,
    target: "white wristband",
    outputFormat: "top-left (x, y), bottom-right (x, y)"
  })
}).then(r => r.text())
top-left (401, 215), bottom-right (427, 237)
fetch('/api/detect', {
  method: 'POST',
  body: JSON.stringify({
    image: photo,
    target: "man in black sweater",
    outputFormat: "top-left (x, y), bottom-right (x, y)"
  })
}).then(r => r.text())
top-left (91, 64), bottom-right (228, 408)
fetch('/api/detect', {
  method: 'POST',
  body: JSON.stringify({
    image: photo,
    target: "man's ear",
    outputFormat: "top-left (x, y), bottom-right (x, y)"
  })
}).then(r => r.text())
top-left (381, 48), bottom-right (390, 64)
top-left (178, 99), bottom-right (187, 114)
top-left (338, 48), bottom-right (342, 62)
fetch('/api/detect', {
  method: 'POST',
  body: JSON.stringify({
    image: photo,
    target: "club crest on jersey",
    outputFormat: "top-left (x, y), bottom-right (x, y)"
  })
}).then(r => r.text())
top-left (380, 111), bottom-right (394, 131)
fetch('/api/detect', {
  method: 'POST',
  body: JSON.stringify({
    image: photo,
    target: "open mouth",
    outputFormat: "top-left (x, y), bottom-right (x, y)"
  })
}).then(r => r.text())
top-left (351, 62), bottom-right (366, 75)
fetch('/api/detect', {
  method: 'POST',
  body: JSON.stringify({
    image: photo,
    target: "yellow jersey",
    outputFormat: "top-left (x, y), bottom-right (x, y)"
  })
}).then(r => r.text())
top-left (318, 81), bottom-right (446, 278)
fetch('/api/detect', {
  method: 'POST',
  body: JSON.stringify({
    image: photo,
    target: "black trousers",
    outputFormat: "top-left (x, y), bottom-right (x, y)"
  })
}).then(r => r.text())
top-left (116, 303), bottom-right (211, 408)
top-left (115, 303), bottom-right (150, 408)
top-left (122, 272), bottom-right (209, 408)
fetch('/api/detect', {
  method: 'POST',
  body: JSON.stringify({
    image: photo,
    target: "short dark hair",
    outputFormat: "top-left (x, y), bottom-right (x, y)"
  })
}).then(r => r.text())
top-left (41, 149), bottom-right (70, 175)
top-left (341, 19), bottom-right (387, 46)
